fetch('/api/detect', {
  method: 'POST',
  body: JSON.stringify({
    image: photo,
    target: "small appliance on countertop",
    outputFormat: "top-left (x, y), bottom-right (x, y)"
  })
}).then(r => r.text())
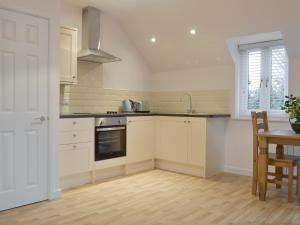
top-left (122, 99), bottom-right (150, 113)
top-left (134, 101), bottom-right (143, 111)
top-left (122, 99), bottom-right (133, 112)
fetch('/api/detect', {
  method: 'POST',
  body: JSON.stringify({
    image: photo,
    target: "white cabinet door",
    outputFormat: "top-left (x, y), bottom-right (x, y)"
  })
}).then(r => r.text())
top-left (59, 118), bottom-right (94, 177)
top-left (59, 27), bottom-right (77, 84)
top-left (189, 118), bottom-right (206, 167)
top-left (127, 117), bottom-right (155, 163)
top-left (156, 117), bottom-right (188, 164)
top-left (60, 118), bottom-right (94, 132)
top-left (59, 143), bottom-right (92, 177)
top-left (0, 9), bottom-right (49, 211)
top-left (59, 130), bottom-right (94, 145)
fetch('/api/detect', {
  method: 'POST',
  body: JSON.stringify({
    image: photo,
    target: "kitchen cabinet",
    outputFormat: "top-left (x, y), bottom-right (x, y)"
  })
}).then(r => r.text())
top-left (156, 116), bottom-right (225, 177)
top-left (58, 115), bottom-right (226, 189)
top-left (156, 117), bottom-right (188, 164)
top-left (59, 143), bottom-right (93, 177)
top-left (59, 118), bottom-right (94, 177)
top-left (156, 117), bottom-right (206, 166)
top-left (189, 118), bottom-right (206, 167)
top-left (127, 117), bottom-right (155, 164)
top-left (59, 26), bottom-right (77, 84)
top-left (59, 130), bottom-right (93, 145)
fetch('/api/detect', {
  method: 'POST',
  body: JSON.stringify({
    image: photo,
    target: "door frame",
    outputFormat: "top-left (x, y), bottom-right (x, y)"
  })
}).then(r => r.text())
top-left (0, 7), bottom-right (61, 201)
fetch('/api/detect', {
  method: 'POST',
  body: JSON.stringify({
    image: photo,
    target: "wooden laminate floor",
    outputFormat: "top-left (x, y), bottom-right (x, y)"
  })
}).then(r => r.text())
top-left (1, 170), bottom-right (300, 225)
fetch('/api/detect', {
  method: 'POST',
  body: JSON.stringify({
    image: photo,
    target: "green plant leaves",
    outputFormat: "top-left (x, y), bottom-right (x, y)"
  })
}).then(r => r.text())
top-left (282, 94), bottom-right (300, 119)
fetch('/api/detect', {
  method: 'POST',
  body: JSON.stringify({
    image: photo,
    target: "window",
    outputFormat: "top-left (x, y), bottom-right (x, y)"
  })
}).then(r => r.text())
top-left (238, 40), bottom-right (289, 117)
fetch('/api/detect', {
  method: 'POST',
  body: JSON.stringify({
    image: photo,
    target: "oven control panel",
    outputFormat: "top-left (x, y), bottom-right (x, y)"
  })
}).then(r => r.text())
top-left (95, 117), bottom-right (127, 127)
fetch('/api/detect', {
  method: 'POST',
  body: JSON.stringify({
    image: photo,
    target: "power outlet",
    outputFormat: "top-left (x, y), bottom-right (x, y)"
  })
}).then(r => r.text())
top-left (63, 98), bottom-right (70, 106)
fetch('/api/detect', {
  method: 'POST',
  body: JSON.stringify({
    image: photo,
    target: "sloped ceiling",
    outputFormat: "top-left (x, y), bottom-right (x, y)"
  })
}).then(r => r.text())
top-left (63, 0), bottom-right (300, 72)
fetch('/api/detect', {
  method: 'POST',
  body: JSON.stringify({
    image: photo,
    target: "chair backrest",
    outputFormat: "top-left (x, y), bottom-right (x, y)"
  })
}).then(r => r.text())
top-left (251, 111), bottom-right (269, 150)
top-left (251, 111), bottom-right (269, 134)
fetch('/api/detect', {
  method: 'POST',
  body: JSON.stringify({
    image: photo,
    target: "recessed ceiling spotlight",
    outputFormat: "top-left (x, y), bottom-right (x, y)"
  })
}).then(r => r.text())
top-left (190, 29), bottom-right (196, 35)
top-left (150, 37), bottom-right (156, 43)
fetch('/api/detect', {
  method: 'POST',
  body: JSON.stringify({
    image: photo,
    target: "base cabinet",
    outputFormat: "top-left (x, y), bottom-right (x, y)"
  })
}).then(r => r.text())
top-left (59, 143), bottom-right (93, 177)
top-left (127, 117), bottom-right (155, 164)
top-left (59, 115), bottom-right (226, 189)
top-left (59, 118), bottom-right (94, 178)
top-left (156, 117), bottom-right (206, 167)
top-left (156, 117), bottom-right (188, 164)
top-left (189, 118), bottom-right (206, 167)
top-left (156, 117), bottom-right (214, 177)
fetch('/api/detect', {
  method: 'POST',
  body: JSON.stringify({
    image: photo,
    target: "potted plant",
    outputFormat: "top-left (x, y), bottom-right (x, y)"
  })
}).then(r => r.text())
top-left (282, 94), bottom-right (300, 134)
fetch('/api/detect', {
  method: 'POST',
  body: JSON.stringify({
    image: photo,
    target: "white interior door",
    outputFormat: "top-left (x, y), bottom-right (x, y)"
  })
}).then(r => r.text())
top-left (0, 8), bottom-right (49, 211)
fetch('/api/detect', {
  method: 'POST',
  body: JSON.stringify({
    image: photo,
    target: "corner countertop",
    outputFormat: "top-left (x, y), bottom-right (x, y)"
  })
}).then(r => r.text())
top-left (60, 112), bottom-right (231, 119)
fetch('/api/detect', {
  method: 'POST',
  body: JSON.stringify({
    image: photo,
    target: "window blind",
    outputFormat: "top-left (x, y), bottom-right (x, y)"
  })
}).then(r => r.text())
top-left (238, 39), bottom-right (283, 51)
top-left (238, 43), bottom-right (288, 117)
top-left (270, 47), bottom-right (288, 111)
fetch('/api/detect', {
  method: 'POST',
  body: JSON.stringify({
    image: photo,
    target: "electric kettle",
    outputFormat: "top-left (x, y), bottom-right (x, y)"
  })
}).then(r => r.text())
top-left (122, 99), bottom-right (133, 112)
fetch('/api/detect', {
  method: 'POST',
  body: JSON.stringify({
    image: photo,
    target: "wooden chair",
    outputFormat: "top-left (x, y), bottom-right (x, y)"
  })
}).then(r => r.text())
top-left (251, 111), bottom-right (300, 203)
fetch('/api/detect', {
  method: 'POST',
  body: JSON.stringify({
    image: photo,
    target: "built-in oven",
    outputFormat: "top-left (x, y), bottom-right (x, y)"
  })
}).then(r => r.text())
top-left (95, 117), bottom-right (127, 161)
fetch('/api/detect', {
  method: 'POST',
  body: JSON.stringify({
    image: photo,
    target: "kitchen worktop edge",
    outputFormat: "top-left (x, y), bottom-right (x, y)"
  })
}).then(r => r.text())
top-left (60, 113), bottom-right (231, 119)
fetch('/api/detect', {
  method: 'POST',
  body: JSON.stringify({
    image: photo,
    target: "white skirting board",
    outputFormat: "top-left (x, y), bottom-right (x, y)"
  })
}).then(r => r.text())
top-left (60, 172), bottom-right (93, 190)
top-left (60, 158), bottom-right (232, 190)
top-left (223, 164), bottom-right (295, 177)
top-left (224, 165), bottom-right (252, 177)
top-left (155, 159), bottom-right (204, 177)
top-left (48, 189), bottom-right (62, 200)
top-left (61, 162), bottom-right (256, 190)
top-left (60, 160), bottom-right (154, 190)
top-left (126, 160), bottom-right (155, 175)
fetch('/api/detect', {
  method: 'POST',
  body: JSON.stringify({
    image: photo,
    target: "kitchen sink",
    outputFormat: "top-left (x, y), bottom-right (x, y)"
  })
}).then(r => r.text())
top-left (158, 112), bottom-right (210, 115)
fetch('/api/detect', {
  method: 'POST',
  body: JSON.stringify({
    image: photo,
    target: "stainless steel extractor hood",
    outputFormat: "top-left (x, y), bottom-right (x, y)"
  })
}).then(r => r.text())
top-left (78, 6), bottom-right (121, 63)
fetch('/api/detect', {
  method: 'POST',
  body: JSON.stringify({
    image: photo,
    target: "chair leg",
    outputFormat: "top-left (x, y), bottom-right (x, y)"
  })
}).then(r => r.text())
top-left (275, 145), bottom-right (284, 189)
top-left (252, 157), bottom-right (258, 195)
top-left (297, 163), bottom-right (300, 205)
top-left (288, 165), bottom-right (294, 203)
top-left (296, 179), bottom-right (298, 195)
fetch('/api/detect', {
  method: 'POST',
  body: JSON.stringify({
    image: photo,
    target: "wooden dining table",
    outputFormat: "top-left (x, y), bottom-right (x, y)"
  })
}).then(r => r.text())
top-left (257, 129), bottom-right (300, 203)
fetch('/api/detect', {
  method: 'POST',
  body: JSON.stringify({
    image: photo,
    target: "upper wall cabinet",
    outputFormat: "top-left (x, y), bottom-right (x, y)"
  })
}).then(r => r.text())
top-left (59, 26), bottom-right (77, 84)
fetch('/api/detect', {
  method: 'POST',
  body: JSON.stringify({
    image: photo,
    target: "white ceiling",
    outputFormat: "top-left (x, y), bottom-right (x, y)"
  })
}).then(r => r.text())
top-left (64, 0), bottom-right (300, 72)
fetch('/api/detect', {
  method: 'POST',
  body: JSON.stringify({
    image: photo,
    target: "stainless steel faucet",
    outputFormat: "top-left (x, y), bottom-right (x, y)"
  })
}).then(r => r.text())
top-left (183, 93), bottom-right (193, 113)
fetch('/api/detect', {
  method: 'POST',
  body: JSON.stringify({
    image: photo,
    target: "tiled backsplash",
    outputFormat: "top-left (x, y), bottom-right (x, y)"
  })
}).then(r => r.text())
top-left (60, 62), bottom-right (229, 114)
top-left (150, 90), bottom-right (229, 113)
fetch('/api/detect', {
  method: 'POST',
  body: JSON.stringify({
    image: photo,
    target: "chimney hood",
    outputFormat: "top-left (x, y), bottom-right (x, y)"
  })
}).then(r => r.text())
top-left (77, 6), bottom-right (121, 63)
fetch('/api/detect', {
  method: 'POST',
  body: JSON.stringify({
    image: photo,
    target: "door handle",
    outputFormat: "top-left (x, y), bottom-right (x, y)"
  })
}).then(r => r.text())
top-left (34, 116), bottom-right (46, 122)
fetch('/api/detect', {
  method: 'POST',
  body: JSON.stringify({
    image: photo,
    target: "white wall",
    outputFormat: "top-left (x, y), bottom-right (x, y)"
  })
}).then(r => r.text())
top-left (152, 54), bottom-right (300, 176)
top-left (224, 57), bottom-right (300, 175)
top-left (151, 65), bottom-right (233, 91)
top-left (224, 120), bottom-right (291, 176)
top-left (60, 2), bottom-right (300, 177)
top-left (289, 58), bottom-right (300, 97)
top-left (0, 0), bottom-right (61, 198)
top-left (60, 1), bottom-right (152, 91)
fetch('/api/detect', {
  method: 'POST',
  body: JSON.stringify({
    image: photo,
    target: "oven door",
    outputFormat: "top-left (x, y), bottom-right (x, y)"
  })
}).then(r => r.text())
top-left (95, 126), bottom-right (126, 161)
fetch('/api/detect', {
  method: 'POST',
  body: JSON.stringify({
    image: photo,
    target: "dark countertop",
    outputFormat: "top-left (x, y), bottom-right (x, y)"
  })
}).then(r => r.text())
top-left (60, 112), bottom-right (231, 119)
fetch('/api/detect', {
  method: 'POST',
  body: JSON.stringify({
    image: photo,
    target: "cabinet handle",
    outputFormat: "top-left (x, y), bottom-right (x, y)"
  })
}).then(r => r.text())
top-left (184, 121), bottom-right (186, 123)
top-left (72, 75), bottom-right (76, 79)
top-left (73, 133), bottom-right (77, 138)
top-left (73, 145), bottom-right (77, 149)
top-left (72, 121), bottom-right (76, 125)
top-left (188, 121), bottom-right (191, 123)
